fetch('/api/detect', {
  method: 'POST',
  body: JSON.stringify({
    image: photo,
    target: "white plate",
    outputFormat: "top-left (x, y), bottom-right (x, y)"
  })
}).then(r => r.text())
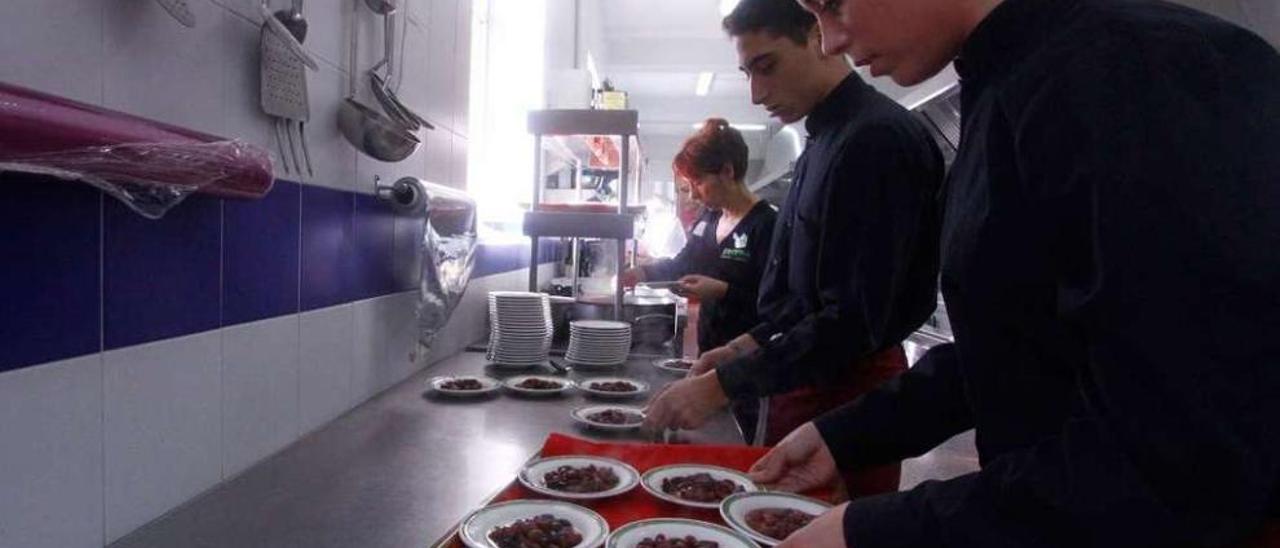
top-left (569, 330), bottom-right (632, 337)
top-left (565, 356), bottom-right (628, 366)
top-left (504, 375), bottom-right (574, 395)
top-left (518, 456), bottom-right (640, 500)
top-left (720, 491), bottom-right (832, 546)
top-left (571, 405), bottom-right (647, 431)
top-left (461, 499), bottom-right (608, 548)
top-left (488, 291), bottom-right (548, 299)
top-left (566, 345), bottom-right (629, 353)
top-left (429, 375), bottom-right (502, 397)
top-left (578, 377), bottom-right (649, 398)
top-left (640, 464), bottom-right (759, 509)
top-left (564, 355), bottom-right (628, 365)
top-left (652, 358), bottom-right (695, 375)
top-left (568, 337), bottom-right (631, 344)
top-left (490, 355), bottom-right (549, 364)
top-left (568, 347), bottom-right (630, 354)
top-left (637, 281), bottom-right (682, 290)
top-left (605, 518), bottom-right (759, 548)
top-left (570, 320), bottom-right (631, 330)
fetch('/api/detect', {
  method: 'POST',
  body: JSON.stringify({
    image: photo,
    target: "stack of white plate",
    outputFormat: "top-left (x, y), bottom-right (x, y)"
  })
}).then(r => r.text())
top-left (565, 320), bottom-right (632, 367)
top-left (487, 291), bottom-right (552, 367)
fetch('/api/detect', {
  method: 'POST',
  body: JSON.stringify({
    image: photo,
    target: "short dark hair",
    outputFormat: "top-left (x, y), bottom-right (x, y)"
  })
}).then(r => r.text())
top-left (722, 0), bottom-right (817, 46)
top-left (673, 118), bottom-right (750, 182)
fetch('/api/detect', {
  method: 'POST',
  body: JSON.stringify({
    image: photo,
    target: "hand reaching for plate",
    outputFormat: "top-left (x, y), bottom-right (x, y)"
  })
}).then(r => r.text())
top-left (748, 422), bottom-right (840, 494)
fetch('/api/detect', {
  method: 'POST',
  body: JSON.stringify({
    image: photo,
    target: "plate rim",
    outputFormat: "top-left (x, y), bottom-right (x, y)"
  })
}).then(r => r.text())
top-left (570, 405), bottom-right (647, 430)
top-left (460, 499), bottom-right (609, 548)
top-left (504, 375), bottom-right (575, 394)
top-left (517, 455), bottom-right (641, 501)
top-left (719, 490), bottom-right (833, 546)
top-left (429, 375), bottom-right (502, 396)
top-left (651, 358), bottom-right (694, 373)
top-left (604, 517), bottom-right (761, 548)
top-left (640, 463), bottom-right (759, 509)
top-left (577, 377), bottom-right (649, 397)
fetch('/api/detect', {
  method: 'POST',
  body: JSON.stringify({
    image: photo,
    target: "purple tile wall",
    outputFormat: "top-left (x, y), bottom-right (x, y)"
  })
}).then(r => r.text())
top-left (0, 173), bottom-right (101, 373)
top-left (0, 173), bottom-right (558, 373)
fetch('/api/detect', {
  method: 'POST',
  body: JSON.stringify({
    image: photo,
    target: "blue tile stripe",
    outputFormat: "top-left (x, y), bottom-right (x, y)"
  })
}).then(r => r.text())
top-left (0, 172), bottom-right (563, 374)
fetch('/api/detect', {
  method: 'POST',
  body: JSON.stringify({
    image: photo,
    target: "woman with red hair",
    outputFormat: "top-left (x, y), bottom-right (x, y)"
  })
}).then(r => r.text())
top-left (623, 118), bottom-right (778, 440)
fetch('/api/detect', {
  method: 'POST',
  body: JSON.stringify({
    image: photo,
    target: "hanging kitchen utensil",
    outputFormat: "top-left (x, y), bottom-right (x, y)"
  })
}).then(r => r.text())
top-left (259, 3), bottom-right (320, 71)
top-left (153, 0), bottom-right (197, 28)
top-left (259, 1), bottom-right (315, 176)
top-left (338, 0), bottom-right (420, 162)
top-left (363, 0), bottom-right (398, 15)
top-left (368, 1), bottom-right (434, 132)
top-left (273, 0), bottom-right (308, 44)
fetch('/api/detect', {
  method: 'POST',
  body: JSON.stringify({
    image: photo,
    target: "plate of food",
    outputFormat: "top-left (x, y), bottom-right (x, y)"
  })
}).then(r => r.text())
top-left (605, 518), bottom-right (759, 548)
top-left (652, 358), bottom-right (695, 375)
top-left (504, 375), bottom-right (574, 396)
top-left (640, 464), bottom-right (759, 509)
top-left (578, 377), bottom-right (650, 398)
top-left (429, 375), bottom-right (502, 397)
top-left (460, 499), bottom-right (608, 548)
top-left (571, 405), bottom-right (647, 431)
top-left (518, 455), bottom-right (640, 501)
top-left (720, 491), bottom-right (831, 546)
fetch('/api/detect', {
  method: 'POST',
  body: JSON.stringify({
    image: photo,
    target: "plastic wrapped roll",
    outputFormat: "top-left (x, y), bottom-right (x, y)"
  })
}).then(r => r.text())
top-left (0, 82), bottom-right (273, 218)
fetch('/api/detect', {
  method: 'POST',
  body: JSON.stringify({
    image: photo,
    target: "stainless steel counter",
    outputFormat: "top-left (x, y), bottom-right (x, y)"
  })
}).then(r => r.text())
top-left (109, 350), bottom-right (743, 548)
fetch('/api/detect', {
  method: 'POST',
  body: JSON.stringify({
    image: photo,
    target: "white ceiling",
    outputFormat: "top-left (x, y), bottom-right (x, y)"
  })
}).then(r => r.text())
top-left (593, 0), bottom-right (767, 152)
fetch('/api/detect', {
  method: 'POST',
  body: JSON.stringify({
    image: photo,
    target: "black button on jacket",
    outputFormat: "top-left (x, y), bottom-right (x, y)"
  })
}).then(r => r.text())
top-left (813, 0), bottom-right (1280, 546)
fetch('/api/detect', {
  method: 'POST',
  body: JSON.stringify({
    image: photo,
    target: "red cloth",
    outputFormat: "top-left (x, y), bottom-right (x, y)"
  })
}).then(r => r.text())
top-left (435, 433), bottom-right (833, 547)
top-left (764, 345), bottom-right (908, 498)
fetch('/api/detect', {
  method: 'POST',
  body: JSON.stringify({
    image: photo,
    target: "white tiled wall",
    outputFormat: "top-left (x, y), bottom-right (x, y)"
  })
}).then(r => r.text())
top-left (0, 354), bottom-right (104, 548)
top-left (103, 332), bottom-right (224, 543)
top-left (299, 304), bottom-right (357, 433)
top-left (221, 316), bottom-right (302, 478)
top-left (0, 0), bottom-right (469, 193)
top-left (0, 0), bottom-right (476, 546)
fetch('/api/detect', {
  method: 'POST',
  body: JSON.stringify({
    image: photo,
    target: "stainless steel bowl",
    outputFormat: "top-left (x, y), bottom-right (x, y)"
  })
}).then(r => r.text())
top-left (338, 98), bottom-right (421, 162)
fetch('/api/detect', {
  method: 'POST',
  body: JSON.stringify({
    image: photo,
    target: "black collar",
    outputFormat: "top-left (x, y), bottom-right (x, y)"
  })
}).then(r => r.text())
top-left (804, 72), bottom-right (869, 138)
top-left (957, 0), bottom-right (1079, 83)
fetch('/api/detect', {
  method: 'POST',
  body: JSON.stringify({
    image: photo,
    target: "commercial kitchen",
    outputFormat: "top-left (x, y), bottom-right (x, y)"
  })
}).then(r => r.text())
top-left (1, 0), bottom-right (1277, 547)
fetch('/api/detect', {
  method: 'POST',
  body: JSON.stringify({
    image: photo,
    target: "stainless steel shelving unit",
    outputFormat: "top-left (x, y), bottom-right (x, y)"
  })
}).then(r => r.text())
top-left (524, 109), bottom-right (642, 320)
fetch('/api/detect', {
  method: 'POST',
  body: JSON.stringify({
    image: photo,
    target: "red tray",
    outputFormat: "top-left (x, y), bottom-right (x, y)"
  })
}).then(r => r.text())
top-left (429, 433), bottom-right (825, 547)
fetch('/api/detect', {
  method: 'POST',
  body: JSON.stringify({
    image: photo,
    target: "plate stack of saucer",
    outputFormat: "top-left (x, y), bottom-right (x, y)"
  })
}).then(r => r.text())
top-left (565, 320), bottom-right (632, 367)
top-left (487, 291), bottom-right (553, 367)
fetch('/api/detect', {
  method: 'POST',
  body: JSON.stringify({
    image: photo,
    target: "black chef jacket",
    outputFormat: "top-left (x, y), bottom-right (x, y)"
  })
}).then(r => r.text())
top-left (715, 73), bottom-right (944, 399)
top-left (814, 0), bottom-right (1280, 546)
top-left (641, 201), bottom-right (777, 352)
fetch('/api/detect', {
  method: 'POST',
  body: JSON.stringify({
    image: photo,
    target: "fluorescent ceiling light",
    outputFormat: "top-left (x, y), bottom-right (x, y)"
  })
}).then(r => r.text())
top-left (692, 122), bottom-right (767, 131)
top-left (719, 0), bottom-right (741, 17)
top-left (695, 72), bottom-right (715, 96)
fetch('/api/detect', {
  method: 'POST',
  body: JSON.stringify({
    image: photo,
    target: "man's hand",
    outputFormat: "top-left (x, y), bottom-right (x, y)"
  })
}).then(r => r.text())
top-left (643, 372), bottom-right (730, 431)
top-left (677, 274), bottom-right (729, 301)
top-left (689, 335), bottom-right (760, 376)
top-left (620, 267), bottom-right (646, 288)
top-left (749, 422), bottom-right (840, 493)
top-left (777, 502), bottom-right (850, 548)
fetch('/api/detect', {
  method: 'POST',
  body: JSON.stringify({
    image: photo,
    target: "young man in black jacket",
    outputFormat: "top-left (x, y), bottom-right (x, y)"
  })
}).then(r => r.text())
top-left (644, 0), bottom-right (944, 498)
top-left (750, 0), bottom-right (1280, 546)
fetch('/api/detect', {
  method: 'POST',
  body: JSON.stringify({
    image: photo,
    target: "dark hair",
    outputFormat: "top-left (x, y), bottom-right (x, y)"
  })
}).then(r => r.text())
top-left (722, 0), bottom-right (817, 46)
top-left (673, 118), bottom-right (750, 182)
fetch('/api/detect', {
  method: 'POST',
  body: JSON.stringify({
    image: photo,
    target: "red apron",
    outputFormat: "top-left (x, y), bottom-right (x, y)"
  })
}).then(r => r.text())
top-left (763, 344), bottom-right (908, 498)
